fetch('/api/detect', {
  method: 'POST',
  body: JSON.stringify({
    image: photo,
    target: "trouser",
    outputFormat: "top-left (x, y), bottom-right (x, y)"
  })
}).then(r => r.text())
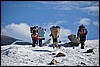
top-left (36, 40), bottom-right (38, 45)
top-left (32, 39), bottom-right (36, 47)
top-left (39, 39), bottom-right (42, 47)
top-left (53, 38), bottom-right (58, 49)
top-left (80, 35), bottom-right (86, 49)
top-left (80, 42), bottom-right (85, 48)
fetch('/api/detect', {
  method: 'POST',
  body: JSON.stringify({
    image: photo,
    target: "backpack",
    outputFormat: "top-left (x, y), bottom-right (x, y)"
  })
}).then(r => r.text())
top-left (30, 27), bottom-right (33, 33)
top-left (30, 27), bottom-right (36, 33)
top-left (79, 28), bottom-right (86, 34)
top-left (32, 29), bottom-right (37, 35)
top-left (50, 26), bottom-right (60, 38)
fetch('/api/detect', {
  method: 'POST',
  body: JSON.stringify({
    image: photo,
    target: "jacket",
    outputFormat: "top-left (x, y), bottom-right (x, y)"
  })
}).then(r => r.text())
top-left (31, 34), bottom-right (38, 40)
top-left (38, 27), bottom-right (45, 39)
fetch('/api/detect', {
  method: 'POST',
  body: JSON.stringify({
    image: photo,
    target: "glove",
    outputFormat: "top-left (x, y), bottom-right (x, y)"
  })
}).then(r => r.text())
top-left (49, 34), bottom-right (52, 37)
top-left (58, 35), bottom-right (59, 38)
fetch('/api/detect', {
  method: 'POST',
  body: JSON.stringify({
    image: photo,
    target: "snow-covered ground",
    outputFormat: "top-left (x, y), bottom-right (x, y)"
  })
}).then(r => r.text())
top-left (1, 39), bottom-right (99, 66)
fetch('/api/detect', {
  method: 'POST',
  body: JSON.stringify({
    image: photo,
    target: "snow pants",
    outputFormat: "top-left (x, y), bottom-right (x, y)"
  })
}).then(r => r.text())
top-left (39, 39), bottom-right (42, 47)
top-left (32, 39), bottom-right (36, 47)
top-left (53, 38), bottom-right (58, 49)
top-left (80, 35), bottom-right (86, 49)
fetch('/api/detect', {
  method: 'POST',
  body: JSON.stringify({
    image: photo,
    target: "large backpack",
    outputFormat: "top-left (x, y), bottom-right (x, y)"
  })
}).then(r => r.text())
top-left (50, 26), bottom-right (60, 38)
top-left (68, 34), bottom-right (80, 44)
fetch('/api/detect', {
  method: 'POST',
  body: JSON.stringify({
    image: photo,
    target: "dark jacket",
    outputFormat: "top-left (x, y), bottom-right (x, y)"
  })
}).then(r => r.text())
top-left (77, 25), bottom-right (88, 42)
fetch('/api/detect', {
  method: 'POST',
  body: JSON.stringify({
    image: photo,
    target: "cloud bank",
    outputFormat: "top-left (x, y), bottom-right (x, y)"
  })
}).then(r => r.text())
top-left (79, 18), bottom-right (91, 25)
top-left (1, 23), bottom-right (32, 42)
top-left (37, 1), bottom-right (99, 16)
top-left (1, 22), bottom-right (72, 43)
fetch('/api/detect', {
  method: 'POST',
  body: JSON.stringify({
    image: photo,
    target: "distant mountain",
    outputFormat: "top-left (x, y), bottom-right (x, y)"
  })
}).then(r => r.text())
top-left (14, 41), bottom-right (32, 45)
top-left (1, 35), bottom-right (20, 46)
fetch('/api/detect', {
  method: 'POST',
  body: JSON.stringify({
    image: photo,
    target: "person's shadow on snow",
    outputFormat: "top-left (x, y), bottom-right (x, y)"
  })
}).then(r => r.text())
top-left (32, 50), bottom-right (52, 52)
top-left (48, 42), bottom-right (79, 48)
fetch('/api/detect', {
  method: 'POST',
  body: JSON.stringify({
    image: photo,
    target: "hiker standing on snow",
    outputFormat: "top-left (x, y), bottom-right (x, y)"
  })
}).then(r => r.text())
top-left (77, 24), bottom-right (88, 49)
top-left (30, 26), bottom-right (38, 47)
top-left (38, 27), bottom-right (46, 47)
top-left (49, 26), bottom-right (60, 49)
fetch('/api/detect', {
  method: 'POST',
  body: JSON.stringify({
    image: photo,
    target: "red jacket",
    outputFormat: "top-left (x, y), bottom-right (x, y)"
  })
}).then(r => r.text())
top-left (31, 34), bottom-right (38, 40)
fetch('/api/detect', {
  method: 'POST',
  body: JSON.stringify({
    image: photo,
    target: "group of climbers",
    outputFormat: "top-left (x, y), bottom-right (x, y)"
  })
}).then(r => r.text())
top-left (30, 24), bottom-right (88, 49)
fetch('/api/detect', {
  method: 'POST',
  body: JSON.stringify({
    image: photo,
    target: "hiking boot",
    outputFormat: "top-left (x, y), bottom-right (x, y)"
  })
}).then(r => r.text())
top-left (56, 45), bottom-right (58, 48)
top-left (73, 47), bottom-right (75, 49)
top-left (53, 45), bottom-right (55, 49)
top-left (81, 46), bottom-right (84, 49)
top-left (53, 46), bottom-right (55, 49)
top-left (39, 45), bottom-right (42, 47)
top-left (32, 45), bottom-right (35, 47)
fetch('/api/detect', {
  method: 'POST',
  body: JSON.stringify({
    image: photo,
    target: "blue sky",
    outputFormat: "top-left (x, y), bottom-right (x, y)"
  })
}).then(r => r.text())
top-left (1, 1), bottom-right (99, 42)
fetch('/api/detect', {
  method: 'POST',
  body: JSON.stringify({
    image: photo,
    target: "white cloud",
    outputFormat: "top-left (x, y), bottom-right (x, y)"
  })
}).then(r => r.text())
top-left (59, 28), bottom-right (71, 41)
top-left (48, 21), bottom-right (66, 26)
top-left (38, 1), bottom-right (99, 15)
top-left (13, 3), bottom-right (32, 8)
top-left (93, 22), bottom-right (99, 26)
top-left (79, 18), bottom-right (91, 25)
top-left (83, 6), bottom-right (99, 12)
top-left (38, 1), bottom-right (92, 5)
top-left (56, 21), bottom-right (66, 24)
top-left (81, 6), bottom-right (99, 15)
top-left (1, 23), bottom-right (32, 42)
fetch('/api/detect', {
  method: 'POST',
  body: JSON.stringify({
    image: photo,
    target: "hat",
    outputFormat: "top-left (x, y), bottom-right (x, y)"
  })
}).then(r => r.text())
top-left (79, 24), bottom-right (85, 28)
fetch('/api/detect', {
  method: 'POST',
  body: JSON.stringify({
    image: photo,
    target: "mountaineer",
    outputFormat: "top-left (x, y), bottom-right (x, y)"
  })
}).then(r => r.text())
top-left (38, 27), bottom-right (46, 47)
top-left (49, 26), bottom-right (60, 49)
top-left (30, 26), bottom-right (38, 47)
top-left (77, 24), bottom-right (88, 49)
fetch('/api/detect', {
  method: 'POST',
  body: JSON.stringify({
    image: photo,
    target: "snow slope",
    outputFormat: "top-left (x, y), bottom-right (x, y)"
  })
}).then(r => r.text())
top-left (1, 39), bottom-right (99, 66)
